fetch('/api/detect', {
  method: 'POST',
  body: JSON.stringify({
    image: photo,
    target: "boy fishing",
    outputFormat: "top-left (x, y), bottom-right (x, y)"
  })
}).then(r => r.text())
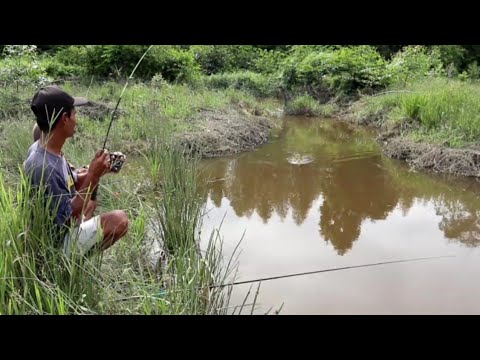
top-left (24, 86), bottom-right (128, 256)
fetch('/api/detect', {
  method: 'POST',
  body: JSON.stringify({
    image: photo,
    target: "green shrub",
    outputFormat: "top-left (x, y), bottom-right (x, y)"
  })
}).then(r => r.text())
top-left (190, 45), bottom-right (260, 75)
top-left (279, 46), bottom-right (390, 97)
top-left (284, 94), bottom-right (321, 116)
top-left (84, 45), bottom-right (200, 82)
top-left (201, 71), bottom-right (280, 97)
top-left (387, 45), bottom-right (444, 87)
top-left (0, 46), bottom-right (50, 90)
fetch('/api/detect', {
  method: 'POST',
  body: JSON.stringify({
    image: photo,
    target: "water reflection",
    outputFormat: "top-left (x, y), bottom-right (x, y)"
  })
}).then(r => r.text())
top-left (319, 154), bottom-right (398, 254)
top-left (199, 117), bottom-right (480, 255)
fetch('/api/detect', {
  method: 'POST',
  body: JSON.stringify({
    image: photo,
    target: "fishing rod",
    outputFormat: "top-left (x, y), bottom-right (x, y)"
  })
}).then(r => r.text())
top-left (102, 45), bottom-right (153, 151)
top-left (209, 255), bottom-right (455, 289)
top-left (120, 255), bottom-right (456, 302)
top-left (98, 45), bottom-right (153, 173)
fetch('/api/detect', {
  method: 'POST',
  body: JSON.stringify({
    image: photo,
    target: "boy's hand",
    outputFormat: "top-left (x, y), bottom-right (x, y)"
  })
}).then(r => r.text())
top-left (89, 149), bottom-right (111, 178)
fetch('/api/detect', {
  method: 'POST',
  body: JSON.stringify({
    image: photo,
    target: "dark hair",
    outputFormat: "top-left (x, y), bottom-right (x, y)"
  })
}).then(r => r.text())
top-left (30, 86), bottom-right (87, 132)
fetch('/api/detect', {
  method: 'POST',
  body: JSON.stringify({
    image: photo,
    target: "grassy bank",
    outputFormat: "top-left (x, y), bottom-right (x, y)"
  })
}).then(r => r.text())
top-left (348, 78), bottom-right (480, 148)
top-left (0, 81), bottom-right (276, 314)
top-left (340, 78), bottom-right (480, 177)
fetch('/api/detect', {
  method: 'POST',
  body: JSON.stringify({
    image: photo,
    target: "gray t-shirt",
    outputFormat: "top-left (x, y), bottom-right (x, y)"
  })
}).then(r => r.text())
top-left (24, 141), bottom-right (77, 227)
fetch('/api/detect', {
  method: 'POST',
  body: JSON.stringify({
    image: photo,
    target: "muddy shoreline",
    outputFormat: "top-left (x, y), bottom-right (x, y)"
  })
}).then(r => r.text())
top-left (177, 107), bottom-right (280, 158)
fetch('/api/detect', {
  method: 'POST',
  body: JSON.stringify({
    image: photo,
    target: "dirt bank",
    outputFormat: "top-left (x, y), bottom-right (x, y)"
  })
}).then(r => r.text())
top-left (381, 136), bottom-right (480, 178)
top-left (177, 107), bottom-right (279, 158)
top-left (78, 100), bottom-right (120, 120)
top-left (342, 105), bottom-right (480, 178)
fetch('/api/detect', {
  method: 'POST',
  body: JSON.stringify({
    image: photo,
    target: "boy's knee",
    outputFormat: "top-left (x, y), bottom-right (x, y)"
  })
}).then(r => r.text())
top-left (100, 210), bottom-right (129, 237)
top-left (115, 210), bottom-right (129, 234)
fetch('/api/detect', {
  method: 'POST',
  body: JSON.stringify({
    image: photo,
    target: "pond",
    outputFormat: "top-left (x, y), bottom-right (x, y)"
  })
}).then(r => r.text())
top-left (199, 116), bottom-right (480, 314)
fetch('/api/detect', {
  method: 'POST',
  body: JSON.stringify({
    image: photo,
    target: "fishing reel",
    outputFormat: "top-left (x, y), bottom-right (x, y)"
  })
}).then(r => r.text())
top-left (109, 151), bottom-right (126, 173)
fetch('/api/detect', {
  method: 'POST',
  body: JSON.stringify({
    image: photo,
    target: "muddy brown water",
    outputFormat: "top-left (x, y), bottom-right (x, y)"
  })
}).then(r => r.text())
top-left (198, 116), bottom-right (480, 314)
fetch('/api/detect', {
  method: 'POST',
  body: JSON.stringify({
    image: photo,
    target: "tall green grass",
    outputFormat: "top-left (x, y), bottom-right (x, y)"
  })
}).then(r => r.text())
top-left (0, 171), bottom-right (103, 314)
top-left (284, 94), bottom-right (338, 117)
top-left (356, 78), bottom-right (480, 146)
top-left (152, 139), bottom-right (203, 255)
top-left (0, 142), bottom-right (246, 314)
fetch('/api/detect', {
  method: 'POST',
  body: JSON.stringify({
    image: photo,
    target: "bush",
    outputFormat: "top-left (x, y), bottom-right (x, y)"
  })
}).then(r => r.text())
top-left (55, 46), bottom-right (88, 65)
top-left (467, 61), bottom-right (480, 80)
top-left (42, 59), bottom-right (85, 78)
top-left (201, 71), bottom-right (280, 97)
top-left (280, 46), bottom-right (390, 97)
top-left (284, 92), bottom-right (339, 117)
top-left (84, 45), bottom-right (152, 78)
top-left (387, 46), bottom-right (444, 87)
top-left (34, 46), bottom-right (88, 78)
top-left (190, 45), bottom-right (260, 75)
top-left (149, 46), bottom-right (200, 83)
top-left (284, 94), bottom-right (322, 116)
top-left (84, 45), bottom-right (200, 82)
top-left (0, 45), bottom-right (50, 90)
top-left (253, 48), bottom-right (288, 74)
top-left (431, 45), bottom-right (467, 70)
